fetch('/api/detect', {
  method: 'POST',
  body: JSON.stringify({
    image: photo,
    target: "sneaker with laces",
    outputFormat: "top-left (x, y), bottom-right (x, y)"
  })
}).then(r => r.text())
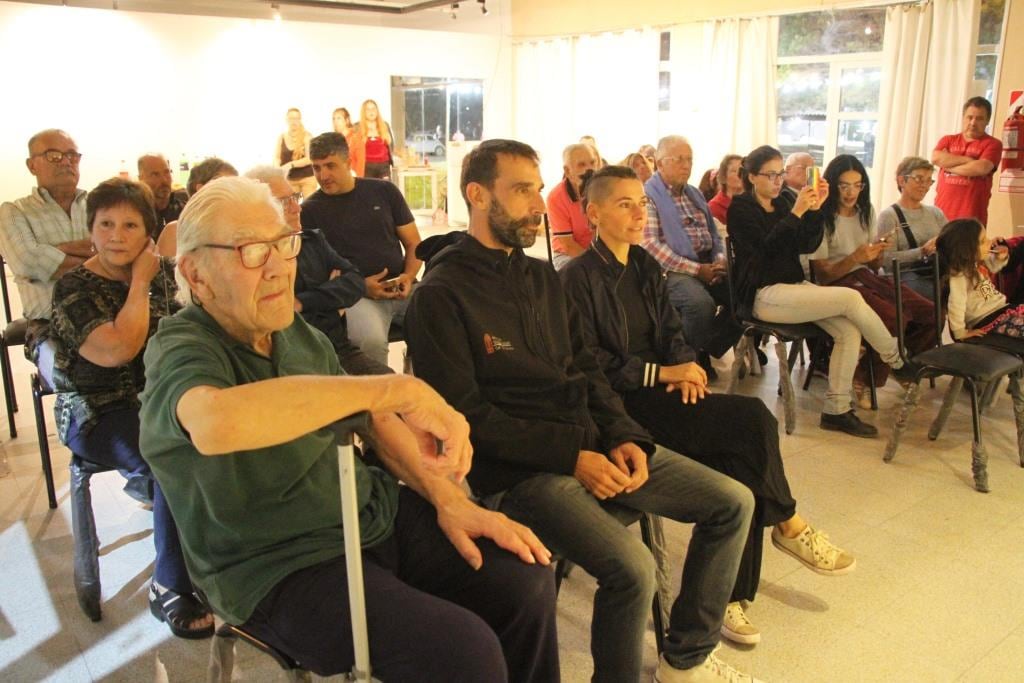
top-left (771, 525), bottom-right (856, 576)
top-left (720, 602), bottom-right (760, 645)
top-left (654, 647), bottom-right (763, 682)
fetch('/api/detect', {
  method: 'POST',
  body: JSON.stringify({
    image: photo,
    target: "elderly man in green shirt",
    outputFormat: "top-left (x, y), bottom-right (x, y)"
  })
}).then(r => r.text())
top-left (139, 176), bottom-right (559, 682)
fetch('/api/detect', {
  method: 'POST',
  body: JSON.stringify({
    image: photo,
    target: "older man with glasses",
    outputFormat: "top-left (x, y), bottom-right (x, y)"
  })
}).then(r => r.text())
top-left (0, 128), bottom-right (93, 376)
top-left (645, 135), bottom-right (740, 379)
top-left (139, 176), bottom-right (560, 682)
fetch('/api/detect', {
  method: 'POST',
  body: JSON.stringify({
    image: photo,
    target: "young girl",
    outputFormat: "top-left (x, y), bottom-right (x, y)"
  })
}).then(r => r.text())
top-left (937, 218), bottom-right (1016, 341)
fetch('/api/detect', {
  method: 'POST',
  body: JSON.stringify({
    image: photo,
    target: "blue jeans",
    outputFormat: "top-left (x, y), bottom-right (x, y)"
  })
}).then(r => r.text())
top-left (65, 407), bottom-right (191, 593)
top-left (498, 446), bottom-right (753, 681)
top-left (346, 296), bottom-right (410, 366)
top-left (664, 272), bottom-right (735, 356)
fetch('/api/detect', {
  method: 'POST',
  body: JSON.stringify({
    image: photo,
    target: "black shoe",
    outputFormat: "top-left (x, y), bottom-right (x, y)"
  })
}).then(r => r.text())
top-left (890, 361), bottom-right (922, 384)
top-left (698, 352), bottom-right (719, 381)
top-left (820, 411), bottom-right (878, 438)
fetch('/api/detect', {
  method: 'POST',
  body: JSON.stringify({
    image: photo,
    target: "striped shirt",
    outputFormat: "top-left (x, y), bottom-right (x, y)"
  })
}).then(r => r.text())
top-left (0, 187), bottom-right (89, 319)
top-left (643, 178), bottom-right (713, 276)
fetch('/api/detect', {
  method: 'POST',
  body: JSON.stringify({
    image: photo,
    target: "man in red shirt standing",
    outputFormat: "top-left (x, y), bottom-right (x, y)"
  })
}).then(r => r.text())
top-left (932, 96), bottom-right (1003, 226)
top-left (546, 143), bottom-right (599, 270)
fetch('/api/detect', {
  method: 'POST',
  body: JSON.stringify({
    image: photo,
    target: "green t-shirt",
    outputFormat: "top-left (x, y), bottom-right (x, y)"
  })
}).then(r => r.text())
top-left (139, 305), bottom-right (399, 624)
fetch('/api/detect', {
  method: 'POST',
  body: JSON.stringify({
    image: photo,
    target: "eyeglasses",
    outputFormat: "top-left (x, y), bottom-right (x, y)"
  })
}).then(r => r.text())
top-left (197, 231), bottom-right (302, 268)
top-left (903, 175), bottom-right (935, 187)
top-left (754, 171), bottom-right (784, 183)
top-left (33, 149), bottom-right (82, 164)
top-left (277, 192), bottom-right (303, 208)
top-left (837, 182), bottom-right (865, 192)
top-left (659, 156), bottom-right (692, 166)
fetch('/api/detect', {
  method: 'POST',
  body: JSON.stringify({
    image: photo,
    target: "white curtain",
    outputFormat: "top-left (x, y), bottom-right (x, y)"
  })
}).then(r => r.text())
top-left (873, 0), bottom-right (981, 208)
top-left (513, 29), bottom-right (659, 187)
top-left (699, 17), bottom-right (780, 162)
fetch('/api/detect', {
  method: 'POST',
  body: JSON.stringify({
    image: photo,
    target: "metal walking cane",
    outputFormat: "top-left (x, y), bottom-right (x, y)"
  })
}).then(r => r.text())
top-left (328, 412), bottom-right (377, 683)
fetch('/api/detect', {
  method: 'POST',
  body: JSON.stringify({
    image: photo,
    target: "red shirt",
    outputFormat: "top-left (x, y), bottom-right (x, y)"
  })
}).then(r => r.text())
top-left (546, 179), bottom-right (592, 253)
top-left (364, 136), bottom-right (390, 164)
top-left (707, 191), bottom-right (731, 225)
top-left (934, 133), bottom-right (1002, 225)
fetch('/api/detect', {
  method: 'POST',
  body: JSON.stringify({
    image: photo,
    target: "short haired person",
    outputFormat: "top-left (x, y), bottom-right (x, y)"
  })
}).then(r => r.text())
top-left (932, 96), bottom-right (1003, 225)
top-left (547, 143), bottom-right (600, 270)
top-left (876, 156), bottom-right (947, 300)
top-left (779, 152), bottom-right (815, 207)
top-left (302, 132), bottom-right (422, 366)
top-left (728, 146), bottom-right (919, 438)
top-left (406, 139), bottom-right (757, 682)
top-left (0, 129), bottom-right (92, 376)
top-left (645, 135), bottom-right (739, 377)
top-left (139, 176), bottom-right (560, 682)
top-left (137, 153), bottom-right (188, 236)
top-left (244, 164), bottom-right (390, 376)
top-left (50, 177), bottom-right (211, 637)
top-left (562, 165), bottom-right (854, 645)
top-left (155, 157), bottom-right (238, 258)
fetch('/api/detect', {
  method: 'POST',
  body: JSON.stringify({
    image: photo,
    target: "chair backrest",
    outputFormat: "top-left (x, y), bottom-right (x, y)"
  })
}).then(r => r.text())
top-left (891, 254), bottom-right (945, 363)
top-left (723, 237), bottom-right (743, 325)
top-left (0, 256), bottom-right (12, 324)
top-left (542, 213), bottom-right (553, 265)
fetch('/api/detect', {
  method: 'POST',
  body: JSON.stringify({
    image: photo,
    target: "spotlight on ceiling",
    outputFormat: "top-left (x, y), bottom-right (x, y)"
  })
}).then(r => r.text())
top-left (478, 0), bottom-right (488, 14)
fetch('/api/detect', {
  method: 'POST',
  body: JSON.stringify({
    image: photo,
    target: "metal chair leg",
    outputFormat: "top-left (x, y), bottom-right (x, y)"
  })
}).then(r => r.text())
top-left (1009, 372), bottom-right (1024, 468)
top-left (867, 353), bottom-right (878, 411)
top-left (727, 336), bottom-right (750, 395)
top-left (207, 626), bottom-right (236, 683)
top-left (979, 377), bottom-right (1002, 414)
top-left (929, 377), bottom-right (964, 440)
top-left (884, 381), bottom-right (921, 462)
top-left (965, 379), bottom-right (989, 493)
top-left (32, 375), bottom-right (57, 509)
top-left (774, 340), bottom-right (796, 434)
top-left (1, 340), bottom-right (16, 438)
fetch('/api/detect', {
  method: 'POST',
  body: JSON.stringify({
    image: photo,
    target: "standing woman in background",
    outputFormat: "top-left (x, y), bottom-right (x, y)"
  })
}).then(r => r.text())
top-left (332, 107), bottom-right (364, 177)
top-left (355, 99), bottom-right (395, 180)
top-left (274, 108), bottom-right (317, 197)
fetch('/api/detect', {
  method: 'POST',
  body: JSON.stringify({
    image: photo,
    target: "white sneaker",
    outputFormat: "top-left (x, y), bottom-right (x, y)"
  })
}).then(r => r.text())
top-left (720, 602), bottom-right (760, 645)
top-left (771, 525), bottom-right (856, 576)
top-left (654, 647), bottom-right (763, 682)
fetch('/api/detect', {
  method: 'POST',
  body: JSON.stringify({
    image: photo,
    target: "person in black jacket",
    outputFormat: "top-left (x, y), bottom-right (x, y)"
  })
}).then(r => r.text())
top-left (562, 165), bottom-right (856, 647)
top-left (406, 139), bottom-right (757, 683)
top-left (728, 146), bottom-right (919, 438)
top-left (245, 165), bottom-right (391, 375)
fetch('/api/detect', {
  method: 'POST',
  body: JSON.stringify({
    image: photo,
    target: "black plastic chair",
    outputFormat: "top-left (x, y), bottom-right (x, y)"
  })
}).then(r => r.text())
top-left (553, 510), bottom-right (666, 656)
top-left (724, 238), bottom-right (829, 434)
top-left (883, 257), bottom-right (1024, 492)
top-left (1, 318), bottom-right (27, 438)
top-left (32, 373), bottom-right (58, 509)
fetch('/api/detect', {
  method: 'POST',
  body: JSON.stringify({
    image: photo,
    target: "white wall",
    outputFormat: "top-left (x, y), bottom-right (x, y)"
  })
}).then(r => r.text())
top-left (0, 1), bottom-right (511, 198)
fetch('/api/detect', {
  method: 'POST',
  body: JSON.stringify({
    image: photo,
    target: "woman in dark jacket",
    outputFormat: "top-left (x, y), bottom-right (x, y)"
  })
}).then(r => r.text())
top-left (561, 165), bottom-right (855, 646)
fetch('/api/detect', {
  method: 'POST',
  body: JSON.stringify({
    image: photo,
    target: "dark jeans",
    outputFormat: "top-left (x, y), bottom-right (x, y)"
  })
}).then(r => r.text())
top-left (623, 390), bottom-right (797, 603)
top-left (242, 488), bottom-right (560, 682)
top-left (498, 446), bottom-right (753, 680)
top-left (665, 272), bottom-right (741, 357)
top-left (829, 269), bottom-right (937, 386)
top-left (65, 407), bottom-right (190, 592)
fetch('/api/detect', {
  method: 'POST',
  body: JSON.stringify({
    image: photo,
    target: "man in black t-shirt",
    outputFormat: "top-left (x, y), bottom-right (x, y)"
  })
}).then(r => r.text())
top-left (301, 133), bottom-right (422, 366)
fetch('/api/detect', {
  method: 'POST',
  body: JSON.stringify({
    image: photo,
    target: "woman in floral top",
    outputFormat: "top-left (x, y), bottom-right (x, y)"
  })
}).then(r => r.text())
top-left (50, 178), bottom-right (211, 639)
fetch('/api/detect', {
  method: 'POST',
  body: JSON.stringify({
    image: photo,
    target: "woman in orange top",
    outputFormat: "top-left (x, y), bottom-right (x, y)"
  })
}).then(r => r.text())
top-left (353, 99), bottom-right (395, 180)
top-left (332, 107), bottom-right (364, 177)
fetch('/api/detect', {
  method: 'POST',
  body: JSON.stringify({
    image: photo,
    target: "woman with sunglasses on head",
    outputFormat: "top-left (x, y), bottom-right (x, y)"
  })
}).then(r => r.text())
top-left (808, 155), bottom-right (937, 410)
top-left (561, 164), bottom-right (855, 648)
top-left (49, 178), bottom-right (212, 638)
top-left (728, 146), bottom-right (919, 438)
top-left (876, 156), bottom-right (947, 300)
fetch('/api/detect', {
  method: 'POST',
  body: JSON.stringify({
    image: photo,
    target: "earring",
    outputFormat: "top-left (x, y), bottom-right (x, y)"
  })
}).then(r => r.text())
top-left (90, 243), bottom-right (96, 253)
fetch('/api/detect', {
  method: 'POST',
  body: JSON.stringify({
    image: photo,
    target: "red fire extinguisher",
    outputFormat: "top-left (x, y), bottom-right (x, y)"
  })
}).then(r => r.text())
top-left (1002, 93), bottom-right (1024, 173)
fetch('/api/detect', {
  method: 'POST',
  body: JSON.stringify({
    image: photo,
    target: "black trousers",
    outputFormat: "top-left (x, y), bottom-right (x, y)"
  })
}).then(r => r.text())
top-left (242, 488), bottom-right (560, 682)
top-left (622, 390), bottom-right (797, 602)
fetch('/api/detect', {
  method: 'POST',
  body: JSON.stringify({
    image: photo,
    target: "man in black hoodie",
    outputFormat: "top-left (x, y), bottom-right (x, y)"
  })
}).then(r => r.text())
top-left (406, 140), bottom-right (757, 683)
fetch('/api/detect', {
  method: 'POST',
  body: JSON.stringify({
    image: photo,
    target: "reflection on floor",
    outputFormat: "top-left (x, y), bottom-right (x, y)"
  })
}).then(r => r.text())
top-left (1, 264), bottom-right (1023, 682)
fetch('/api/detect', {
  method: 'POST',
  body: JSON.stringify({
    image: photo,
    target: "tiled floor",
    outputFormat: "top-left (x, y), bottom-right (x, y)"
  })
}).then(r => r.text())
top-left (1, 264), bottom-right (1023, 681)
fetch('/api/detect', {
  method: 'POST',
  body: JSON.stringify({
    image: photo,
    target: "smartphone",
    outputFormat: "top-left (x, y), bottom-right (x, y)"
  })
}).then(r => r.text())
top-left (805, 165), bottom-right (820, 188)
top-left (382, 276), bottom-right (403, 292)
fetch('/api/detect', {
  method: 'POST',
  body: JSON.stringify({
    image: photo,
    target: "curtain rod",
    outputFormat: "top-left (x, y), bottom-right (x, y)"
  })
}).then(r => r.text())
top-left (511, 0), bottom-right (924, 44)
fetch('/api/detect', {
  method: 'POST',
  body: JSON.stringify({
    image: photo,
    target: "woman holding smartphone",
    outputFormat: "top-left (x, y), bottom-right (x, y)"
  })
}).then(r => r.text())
top-left (729, 146), bottom-right (920, 437)
top-left (807, 155), bottom-right (937, 409)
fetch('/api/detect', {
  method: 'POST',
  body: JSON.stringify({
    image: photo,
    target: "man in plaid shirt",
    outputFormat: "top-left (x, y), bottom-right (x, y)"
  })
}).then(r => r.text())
top-left (643, 135), bottom-right (739, 377)
top-left (0, 129), bottom-right (91, 375)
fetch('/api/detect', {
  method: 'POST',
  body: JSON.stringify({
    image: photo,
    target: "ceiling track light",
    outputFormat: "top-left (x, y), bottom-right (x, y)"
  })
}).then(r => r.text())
top-left (477, 0), bottom-right (488, 14)
top-left (449, 3), bottom-right (459, 19)
top-left (272, 2), bottom-right (281, 22)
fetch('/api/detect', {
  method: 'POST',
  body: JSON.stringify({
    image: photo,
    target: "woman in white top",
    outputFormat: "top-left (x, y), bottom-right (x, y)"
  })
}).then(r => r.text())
top-left (876, 156), bottom-right (947, 300)
top-left (809, 155), bottom-right (937, 407)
